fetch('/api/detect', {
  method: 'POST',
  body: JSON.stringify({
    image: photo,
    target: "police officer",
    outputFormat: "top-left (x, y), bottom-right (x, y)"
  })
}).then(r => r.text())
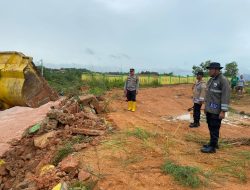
top-left (201, 62), bottom-right (230, 153)
top-left (124, 68), bottom-right (139, 112)
top-left (190, 71), bottom-right (206, 128)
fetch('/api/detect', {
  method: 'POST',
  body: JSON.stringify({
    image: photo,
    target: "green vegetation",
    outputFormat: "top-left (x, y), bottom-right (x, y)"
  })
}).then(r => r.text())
top-left (161, 160), bottom-right (202, 188)
top-left (192, 60), bottom-right (239, 77)
top-left (192, 60), bottom-right (211, 76)
top-left (71, 135), bottom-right (94, 144)
top-left (87, 77), bottom-right (124, 96)
top-left (52, 143), bottom-right (74, 166)
top-left (37, 67), bottom-right (88, 95)
top-left (127, 127), bottom-right (155, 140)
top-left (224, 61), bottom-right (239, 77)
top-left (69, 180), bottom-right (97, 190)
top-left (246, 87), bottom-right (250, 94)
top-left (215, 151), bottom-right (250, 183)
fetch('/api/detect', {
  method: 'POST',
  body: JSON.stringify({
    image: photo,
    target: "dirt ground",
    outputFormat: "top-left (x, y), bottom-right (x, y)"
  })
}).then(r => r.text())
top-left (77, 85), bottom-right (250, 190)
top-left (1, 85), bottom-right (250, 189)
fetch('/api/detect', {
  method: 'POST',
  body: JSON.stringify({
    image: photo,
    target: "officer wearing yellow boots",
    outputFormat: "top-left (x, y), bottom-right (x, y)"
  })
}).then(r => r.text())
top-left (124, 68), bottom-right (139, 112)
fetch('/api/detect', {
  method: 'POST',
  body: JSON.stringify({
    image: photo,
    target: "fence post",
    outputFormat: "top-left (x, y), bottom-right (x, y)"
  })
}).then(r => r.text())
top-left (170, 76), bottom-right (172, 84)
top-left (187, 75), bottom-right (189, 84)
top-left (179, 75), bottom-right (181, 84)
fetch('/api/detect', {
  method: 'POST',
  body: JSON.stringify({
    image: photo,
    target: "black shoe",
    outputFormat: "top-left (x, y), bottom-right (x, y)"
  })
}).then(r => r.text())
top-left (201, 146), bottom-right (216, 153)
top-left (203, 144), bottom-right (219, 149)
top-left (189, 123), bottom-right (200, 128)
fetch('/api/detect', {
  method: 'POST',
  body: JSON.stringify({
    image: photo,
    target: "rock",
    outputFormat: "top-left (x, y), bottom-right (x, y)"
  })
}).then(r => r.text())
top-left (78, 170), bottom-right (91, 181)
top-left (59, 155), bottom-right (79, 173)
top-left (96, 96), bottom-right (105, 101)
top-left (47, 109), bottom-right (61, 119)
top-left (16, 180), bottom-right (29, 189)
top-left (71, 128), bottom-right (105, 136)
top-left (65, 102), bottom-right (80, 114)
top-left (79, 95), bottom-right (96, 105)
top-left (34, 131), bottom-right (56, 149)
top-left (25, 153), bottom-right (33, 161)
top-left (57, 113), bottom-right (75, 125)
top-left (4, 179), bottom-right (13, 189)
top-left (40, 165), bottom-right (55, 176)
top-left (46, 119), bottom-right (58, 130)
top-left (73, 143), bottom-right (88, 152)
top-left (79, 95), bottom-right (103, 114)
top-left (82, 112), bottom-right (99, 121)
top-left (90, 139), bottom-right (100, 146)
top-left (0, 165), bottom-right (7, 176)
top-left (9, 170), bottom-right (16, 177)
top-left (56, 171), bottom-right (66, 178)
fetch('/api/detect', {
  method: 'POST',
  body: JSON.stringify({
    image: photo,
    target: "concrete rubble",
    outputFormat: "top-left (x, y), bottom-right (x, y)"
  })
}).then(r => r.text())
top-left (0, 95), bottom-right (114, 190)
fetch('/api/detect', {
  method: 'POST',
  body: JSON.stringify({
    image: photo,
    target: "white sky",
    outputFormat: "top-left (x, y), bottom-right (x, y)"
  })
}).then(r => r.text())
top-left (0, 0), bottom-right (250, 75)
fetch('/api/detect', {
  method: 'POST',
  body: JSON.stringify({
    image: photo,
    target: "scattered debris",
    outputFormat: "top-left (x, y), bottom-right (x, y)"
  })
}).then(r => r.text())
top-left (0, 94), bottom-right (112, 189)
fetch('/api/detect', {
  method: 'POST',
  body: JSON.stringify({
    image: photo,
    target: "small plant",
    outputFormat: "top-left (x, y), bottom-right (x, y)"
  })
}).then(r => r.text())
top-left (127, 128), bottom-right (153, 140)
top-left (121, 155), bottom-right (144, 167)
top-left (71, 135), bottom-right (94, 144)
top-left (69, 180), bottom-right (97, 190)
top-left (185, 133), bottom-right (208, 145)
top-left (161, 160), bottom-right (202, 188)
top-left (52, 143), bottom-right (74, 165)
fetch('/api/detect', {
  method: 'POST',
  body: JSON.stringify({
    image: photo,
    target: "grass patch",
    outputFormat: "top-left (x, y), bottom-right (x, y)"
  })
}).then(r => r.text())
top-left (185, 133), bottom-right (208, 145)
top-left (216, 159), bottom-right (248, 183)
top-left (69, 180), bottom-right (97, 190)
top-left (127, 127), bottom-right (155, 140)
top-left (52, 143), bottom-right (74, 166)
top-left (121, 155), bottom-right (144, 167)
top-left (161, 160), bottom-right (202, 188)
top-left (102, 138), bottom-right (127, 152)
top-left (214, 150), bottom-right (250, 183)
top-left (71, 135), bottom-right (93, 144)
top-left (185, 133), bottom-right (250, 148)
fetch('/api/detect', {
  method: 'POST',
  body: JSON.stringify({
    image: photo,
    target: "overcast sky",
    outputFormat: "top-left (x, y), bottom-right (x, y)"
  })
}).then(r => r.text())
top-left (1, 0), bottom-right (250, 75)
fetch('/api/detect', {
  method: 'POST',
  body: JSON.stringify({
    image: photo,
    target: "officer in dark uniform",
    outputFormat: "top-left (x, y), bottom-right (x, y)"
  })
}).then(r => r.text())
top-left (201, 62), bottom-right (230, 153)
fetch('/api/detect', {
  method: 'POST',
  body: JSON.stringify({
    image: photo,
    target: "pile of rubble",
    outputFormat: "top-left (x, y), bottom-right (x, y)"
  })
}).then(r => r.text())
top-left (0, 95), bottom-right (113, 190)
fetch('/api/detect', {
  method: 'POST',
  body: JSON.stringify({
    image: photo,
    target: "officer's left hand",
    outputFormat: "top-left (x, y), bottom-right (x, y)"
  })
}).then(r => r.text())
top-left (219, 111), bottom-right (226, 119)
top-left (136, 90), bottom-right (139, 95)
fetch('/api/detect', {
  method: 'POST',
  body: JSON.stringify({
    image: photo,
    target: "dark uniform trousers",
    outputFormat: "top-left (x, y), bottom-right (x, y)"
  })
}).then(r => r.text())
top-left (127, 90), bottom-right (136, 101)
top-left (193, 103), bottom-right (202, 123)
top-left (206, 112), bottom-right (222, 147)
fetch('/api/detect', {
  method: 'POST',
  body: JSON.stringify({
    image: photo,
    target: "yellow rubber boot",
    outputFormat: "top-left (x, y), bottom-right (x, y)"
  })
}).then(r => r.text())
top-left (128, 101), bottom-right (132, 111)
top-left (131, 101), bottom-right (136, 112)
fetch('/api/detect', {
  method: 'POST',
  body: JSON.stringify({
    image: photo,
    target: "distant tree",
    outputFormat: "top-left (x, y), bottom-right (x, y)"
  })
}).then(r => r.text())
top-left (140, 71), bottom-right (159, 75)
top-left (224, 62), bottom-right (239, 77)
top-left (192, 60), bottom-right (211, 76)
top-left (163, 72), bottom-right (174, 76)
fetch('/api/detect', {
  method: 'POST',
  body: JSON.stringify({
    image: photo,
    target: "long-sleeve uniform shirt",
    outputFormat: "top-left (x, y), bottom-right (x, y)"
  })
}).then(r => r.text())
top-left (205, 74), bottom-right (230, 115)
top-left (124, 75), bottom-right (139, 91)
top-left (193, 80), bottom-right (206, 104)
